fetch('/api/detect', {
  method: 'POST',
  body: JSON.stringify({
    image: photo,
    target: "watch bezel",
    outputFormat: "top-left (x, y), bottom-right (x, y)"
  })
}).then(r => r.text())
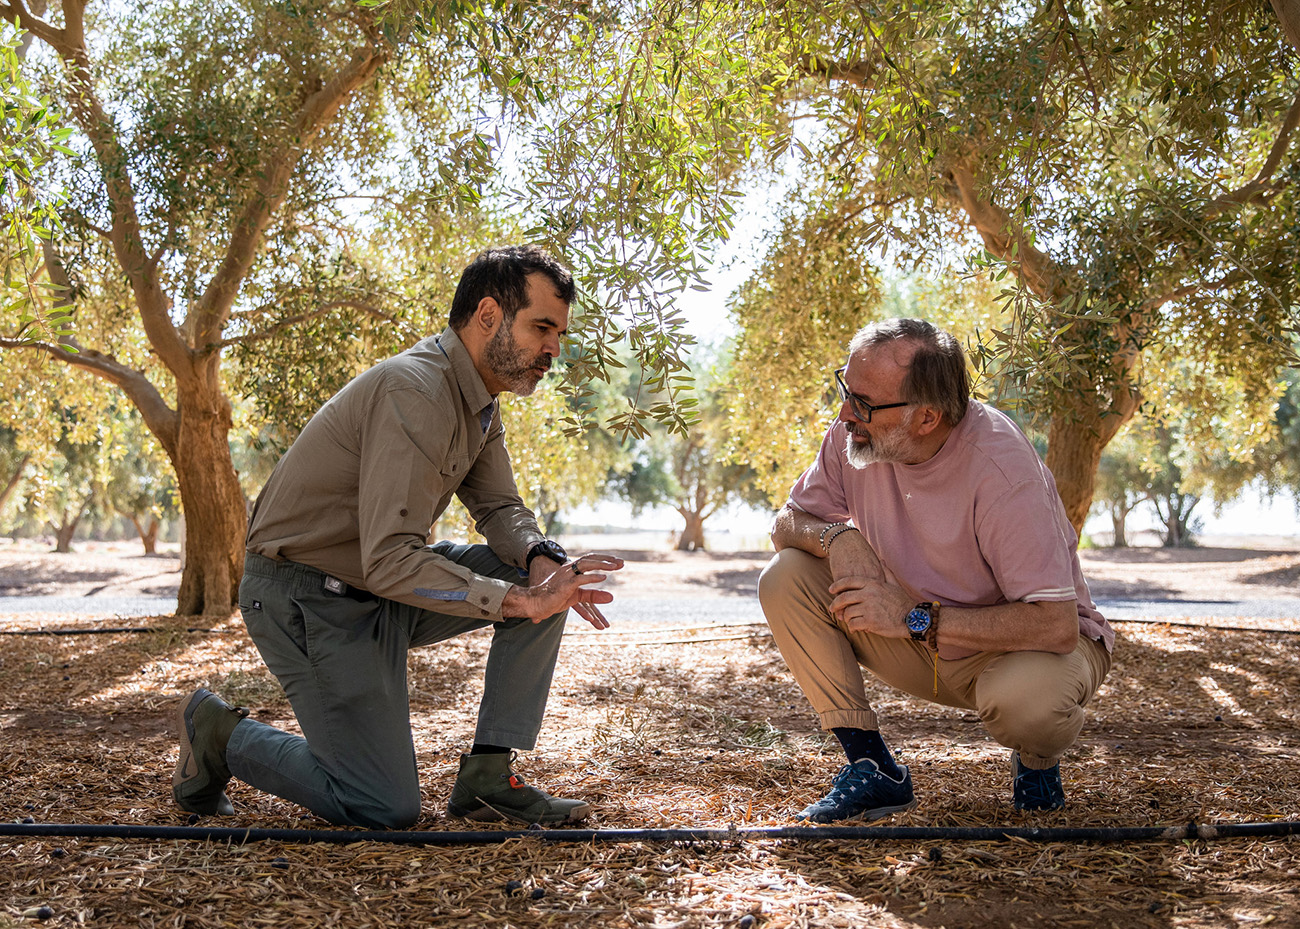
top-left (526, 539), bottom-right (567, 568)
top-left (904, 605), bottom-right (933, 639)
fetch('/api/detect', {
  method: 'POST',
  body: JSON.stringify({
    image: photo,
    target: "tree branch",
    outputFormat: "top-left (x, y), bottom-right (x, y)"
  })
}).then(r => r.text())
top-left (0, 336), bottom-right (180, 454)
top-left (802, 54), bottom-right (878, 87)
top-left (941, 156), bottom-right (1069, 301)
top-left (1204, 83), bottom-right (1300, 217)
top-left (5, 0), bottom-right (192, 376)
top-left (1272, 0), bottom-right (1300, 53)
top-left (1055, 0), bottom-right (1101, 114)
top-left (217, 299), bottom-right (417, 350)
top-left (190, 41), bottom-right (389, 348)
top-left (0, 0), bottom-right (63, 50)
top-left (1, 453), bottom-right (31, 511)
top-left (1138, 271), bottom-right (1251, 315)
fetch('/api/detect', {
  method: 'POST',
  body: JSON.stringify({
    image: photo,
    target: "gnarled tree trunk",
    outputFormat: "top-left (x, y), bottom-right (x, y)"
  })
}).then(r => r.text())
top-left (1044, 383), bottom-right (1140, 535)
top-left (50, 497), bottom-right (90, 553)
top-left (0, 3), bottom-right (387, 617)
top-left (172, 362), bottom-right (246, 615)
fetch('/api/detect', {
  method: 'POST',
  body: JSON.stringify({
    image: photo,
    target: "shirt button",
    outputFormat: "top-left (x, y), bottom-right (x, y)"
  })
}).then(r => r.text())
top-left (479, 596), bottom-right (489, 605)
top-left (399, 508), bottom-right (408, 517)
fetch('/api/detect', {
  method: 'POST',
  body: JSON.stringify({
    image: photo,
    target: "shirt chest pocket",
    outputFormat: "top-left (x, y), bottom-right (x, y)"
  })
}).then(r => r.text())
top-left (433, 452), bottom-right (472, 517)
top-left (440, 449), bottom-right (472, 482)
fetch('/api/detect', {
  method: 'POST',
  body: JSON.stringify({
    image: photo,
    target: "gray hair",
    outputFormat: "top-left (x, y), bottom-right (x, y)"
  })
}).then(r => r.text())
top-left (849, 318), bottom-right (970, 426)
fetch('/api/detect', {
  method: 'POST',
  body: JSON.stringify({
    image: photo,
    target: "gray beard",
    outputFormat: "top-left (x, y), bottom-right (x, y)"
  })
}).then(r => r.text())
top-left (844, 416), bottom-right (918, 469)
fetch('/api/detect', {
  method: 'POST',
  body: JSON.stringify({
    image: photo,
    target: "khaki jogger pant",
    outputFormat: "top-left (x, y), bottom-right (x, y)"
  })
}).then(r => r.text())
top-left (757, 548), bottom-right (1111, 770)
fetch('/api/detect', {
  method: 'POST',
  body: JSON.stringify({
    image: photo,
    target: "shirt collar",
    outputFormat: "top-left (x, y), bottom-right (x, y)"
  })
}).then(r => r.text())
top-left (435, 326), bottom-right (496, 422)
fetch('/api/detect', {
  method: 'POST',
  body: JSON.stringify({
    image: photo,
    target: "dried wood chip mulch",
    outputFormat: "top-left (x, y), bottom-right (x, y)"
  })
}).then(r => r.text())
top-left (2, 607), bottom-right (1299, 929)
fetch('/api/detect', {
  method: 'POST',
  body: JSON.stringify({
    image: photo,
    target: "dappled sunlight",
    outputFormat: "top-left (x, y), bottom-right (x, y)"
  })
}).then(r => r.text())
top-left (4, 593), bottom-right (1300, 927)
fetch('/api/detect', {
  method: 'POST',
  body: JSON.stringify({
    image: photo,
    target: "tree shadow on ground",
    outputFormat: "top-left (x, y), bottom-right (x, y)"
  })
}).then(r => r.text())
top-left (1240, 560), bottom-right (1300, 587)
top-left (4, 607), bottom-right (1299, 929)
top-left (1083, 576), bottom-right (1178, 598)
top-left (0, 556), bottom-right (181, 596)
top-left (1082, 546), bottom-right (1299, 564)
top-left (682, 567), bottom-right (764, 596)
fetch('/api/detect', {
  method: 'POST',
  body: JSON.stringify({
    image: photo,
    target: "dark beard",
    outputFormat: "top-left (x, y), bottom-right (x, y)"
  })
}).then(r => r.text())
top-left (484, 322), bottom-right (550, 396)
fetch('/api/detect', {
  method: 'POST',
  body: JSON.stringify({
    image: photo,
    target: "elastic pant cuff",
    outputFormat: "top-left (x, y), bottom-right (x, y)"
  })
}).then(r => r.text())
top-left (1016, 751), bottom-right (1060, 770)
top-left (818, 709), bottom-right (880, 732)
top-left (472, 729), bottom-right (541, 752)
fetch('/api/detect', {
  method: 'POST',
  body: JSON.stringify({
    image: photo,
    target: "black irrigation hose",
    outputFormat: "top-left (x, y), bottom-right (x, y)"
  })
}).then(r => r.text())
top-left (1110, 617), bottom-right (1300, 635)
top-left (5, 617), bottom-right (1300, 638)
top-left (3, 820), bottom-right (1300, 847)
top-left (0, 626), bottom-right (222, 636)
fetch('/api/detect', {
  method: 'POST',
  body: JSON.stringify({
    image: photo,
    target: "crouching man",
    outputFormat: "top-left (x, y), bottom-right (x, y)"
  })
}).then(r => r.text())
top-left (173, 245), bottom-right (622, 828)
top-left (758, 317), bottom-right (1112, 822)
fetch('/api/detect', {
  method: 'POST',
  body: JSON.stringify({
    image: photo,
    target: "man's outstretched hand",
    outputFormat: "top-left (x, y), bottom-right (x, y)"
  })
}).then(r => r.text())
top-left (501, 553), bottom-right (625, 630)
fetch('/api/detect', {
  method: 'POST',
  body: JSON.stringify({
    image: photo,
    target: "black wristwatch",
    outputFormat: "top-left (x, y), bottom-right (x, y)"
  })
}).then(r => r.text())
top-left (904, 601), bottom-right (940, 641)
top-left (525, 539), bottom-right (567, 569)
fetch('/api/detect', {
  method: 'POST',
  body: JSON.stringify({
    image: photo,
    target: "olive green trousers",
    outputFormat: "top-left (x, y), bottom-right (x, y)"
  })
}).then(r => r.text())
top-left (226, 547), bottom-right (565, 828)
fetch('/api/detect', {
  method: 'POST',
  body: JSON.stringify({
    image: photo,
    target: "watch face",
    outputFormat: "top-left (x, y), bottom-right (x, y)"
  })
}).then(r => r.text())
top-left (905, 608), bottom-right (931, 634)
top-left (530, 540), bottom-right (567, 564)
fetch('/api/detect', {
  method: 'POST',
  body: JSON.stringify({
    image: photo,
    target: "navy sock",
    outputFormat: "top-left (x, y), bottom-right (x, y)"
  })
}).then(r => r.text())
top-left (470, 743), bottom-right (511, 755)
top-left (832, 728), bottom-right (902, 778)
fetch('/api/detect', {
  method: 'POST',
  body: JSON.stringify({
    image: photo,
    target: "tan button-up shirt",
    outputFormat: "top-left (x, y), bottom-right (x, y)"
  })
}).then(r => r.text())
top-left (246, 327), bottom-right (545, 618)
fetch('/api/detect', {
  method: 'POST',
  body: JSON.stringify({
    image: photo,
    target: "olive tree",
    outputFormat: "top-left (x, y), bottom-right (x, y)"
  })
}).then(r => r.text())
top-left (0, 0), bottom-right (773, 613)
top-left (726, 0), bottom-right (1300, 530)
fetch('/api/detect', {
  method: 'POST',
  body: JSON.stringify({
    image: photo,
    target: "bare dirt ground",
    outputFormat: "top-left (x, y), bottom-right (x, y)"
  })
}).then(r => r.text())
top-left (2, 537), bottom-right (1300, 928)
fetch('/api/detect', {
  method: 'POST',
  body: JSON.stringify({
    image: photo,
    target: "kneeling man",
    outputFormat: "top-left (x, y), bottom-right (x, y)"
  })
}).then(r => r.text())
top-left (759, 318), bottom-right (1112, 822)
top-left (173, 246), bottom-right (622, 828)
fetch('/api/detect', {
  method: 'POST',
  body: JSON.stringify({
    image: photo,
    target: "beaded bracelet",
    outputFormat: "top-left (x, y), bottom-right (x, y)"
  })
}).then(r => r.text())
top-left (818, 522), bottom-right (853, 554)
top-left (817, 521), bottom-right (844, 553)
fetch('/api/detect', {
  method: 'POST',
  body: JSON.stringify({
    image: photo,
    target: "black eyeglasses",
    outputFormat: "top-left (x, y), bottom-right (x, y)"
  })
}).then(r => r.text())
top-left (834, 367), bottom-right (910, 422)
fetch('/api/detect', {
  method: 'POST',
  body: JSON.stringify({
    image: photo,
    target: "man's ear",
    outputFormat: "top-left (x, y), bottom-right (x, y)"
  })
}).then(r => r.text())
top-left (915, 405), bottom-right (944, 435)
top-left (474, 296), bottom-right (501, 335)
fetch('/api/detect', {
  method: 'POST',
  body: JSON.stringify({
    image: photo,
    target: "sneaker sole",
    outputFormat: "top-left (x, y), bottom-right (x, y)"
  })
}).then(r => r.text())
top-left (446, 799), bottom-right (592, 825)
top-left (799, 797), bottom-right (918, 824)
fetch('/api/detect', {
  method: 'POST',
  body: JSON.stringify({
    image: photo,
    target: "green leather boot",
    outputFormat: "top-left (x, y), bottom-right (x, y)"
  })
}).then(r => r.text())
top-left (173, 688), bottom-right (249, 817)
top-left (446, 752), bottom-right (591, 825)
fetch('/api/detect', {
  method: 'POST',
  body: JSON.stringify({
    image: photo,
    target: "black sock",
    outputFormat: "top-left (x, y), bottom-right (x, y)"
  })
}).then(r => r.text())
top-left (470, 743), bottom-right (511, 755)
top-left (832, 728), bottom-right (902, 778)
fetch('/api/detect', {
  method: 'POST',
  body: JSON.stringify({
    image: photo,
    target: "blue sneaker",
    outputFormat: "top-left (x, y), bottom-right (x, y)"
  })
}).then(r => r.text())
top-left (1011, 752), bottom-right (1065, 811)
top-left (796, 759), bottom-right (916, 823)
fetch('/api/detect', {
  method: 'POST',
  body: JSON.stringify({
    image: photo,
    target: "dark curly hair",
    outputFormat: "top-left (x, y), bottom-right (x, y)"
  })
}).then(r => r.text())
top-left (448, 245), bottom-right (575, 331)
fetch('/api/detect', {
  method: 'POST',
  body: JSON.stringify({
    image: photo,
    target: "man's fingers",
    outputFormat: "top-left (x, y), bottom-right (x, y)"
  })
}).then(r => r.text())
top-left (829, 590), bottom-right (865, 613)
top-left (572, 553), bottom-right (625, 572)
top-left (574, 602), bottom-right (610, 630)
top-left (828, 575), bottom-right (871, 595)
